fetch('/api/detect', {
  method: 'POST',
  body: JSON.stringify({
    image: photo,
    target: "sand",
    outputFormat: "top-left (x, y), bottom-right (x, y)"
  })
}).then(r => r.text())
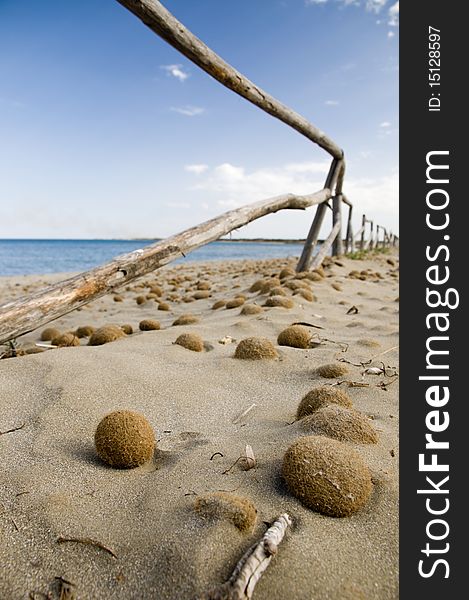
top-left (0, 251), bottom-right (399, 600)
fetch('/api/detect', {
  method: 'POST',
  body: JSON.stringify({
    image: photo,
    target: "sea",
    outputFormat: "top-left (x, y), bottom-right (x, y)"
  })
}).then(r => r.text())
top-left (0, 239), bottom-right (308, 277)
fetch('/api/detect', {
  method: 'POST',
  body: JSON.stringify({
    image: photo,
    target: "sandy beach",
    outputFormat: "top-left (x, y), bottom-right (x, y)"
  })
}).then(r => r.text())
top-left (0, 251), bottom-right (399, 600)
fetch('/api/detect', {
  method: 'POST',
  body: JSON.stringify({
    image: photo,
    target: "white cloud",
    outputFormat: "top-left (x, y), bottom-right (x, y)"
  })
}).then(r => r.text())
top-left (170, 105), bottom-right (205, 117)
top-left (185, 164), bottom-right (209, 175)
top-left (325, 99), bottom-right (340, 106)
top-left (365, 0), bottom-right (387, 13)
top-left (388, 1), bottom-right (399, 26)
top-left (380, 121), bottom-right (391, 128)
top-left (388, 30), bottom-right (395, 38)
top-left (305, 0), bottom-right (328, 5)
top-left (306, 0), bottom-right (388, 12)
top-left (161, 64), bottom-right (189, 82)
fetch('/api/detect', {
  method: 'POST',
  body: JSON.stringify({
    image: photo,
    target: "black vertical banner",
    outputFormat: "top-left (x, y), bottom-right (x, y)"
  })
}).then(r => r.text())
top-left (400, 2), bottom-right (465, 597)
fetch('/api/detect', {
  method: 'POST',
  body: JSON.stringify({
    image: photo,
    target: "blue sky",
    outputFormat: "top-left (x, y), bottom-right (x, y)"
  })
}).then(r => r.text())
top-left (0, 0), bottom-right (398, 240)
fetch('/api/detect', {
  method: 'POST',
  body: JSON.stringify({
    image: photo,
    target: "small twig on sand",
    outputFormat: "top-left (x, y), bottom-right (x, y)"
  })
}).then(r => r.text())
top-left (210, 452), bottom-right (224, 461)
top-left (56, 537), bottom-right (117, 559)
top-left (194, 513), bottom-right (292, 600)
top-left (291, 321), bottom-right (324, 330)
top-left (0, 422), bottom-right (25, 436)
top-left (233, 403), bottom-right (256, 425)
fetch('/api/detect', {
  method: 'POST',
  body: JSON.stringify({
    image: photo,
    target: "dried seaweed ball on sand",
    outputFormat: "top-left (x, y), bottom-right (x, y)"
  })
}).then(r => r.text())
top-left (234, 337), bottom-right (278, 360)
top-left (317, 363), bottom-right (349, 378)
top-left (277, 325), bottom-right (311, 349)
top-left (158, 301), bottom-right (171, 311)
top-left (88, 325), bottom-right (126, 346)
top-left (226, 297), bottom-right (245, 309)
top-left (75, 325), bottom-right (95, 338)
top-left (300, 405), bottom-right (378, 444)
top-left (240, 304), bottom-right (263, 315)
top-left (135, 295), bottom-right (146, 305)
top-left (139, 319), bottom-right (161, 331)
top-left (297, 386), bottom-right (353, 419)
top-left (52, 332), bottom-right (80, 347)
top-left (94, 410), bottom-right (155, 468)
top-left (194, 492), bottom-right (257, 532)
top-left (175, 333), bottom-right (204, 352)
top-left (264, 296), bottom-right (294, 309)
top-left (212, 300), bottom-right (226, 310)
top-left (282, 435), bottom-right (372, 517)
top-left (172, 314), bottom-right (200, 326)
top-left (40, 327), bottom-right (61, 341)
top-left (121, 324), bottom-right (133, 335)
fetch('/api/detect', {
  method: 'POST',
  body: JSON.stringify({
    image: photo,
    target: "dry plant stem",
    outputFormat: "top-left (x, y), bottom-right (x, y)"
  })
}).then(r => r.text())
top-left (0, 422), bottom-right (25, 436)
top-left (233, 404), bottom-right (257, 424)
top-left (211, 513), bottom-right (292, 599)
top-left (56, 537), bottom-right (117, 559)
top-left (0, 189), bottom-right (330, 344)
top-left (116, 1), bottom-right (342, 159)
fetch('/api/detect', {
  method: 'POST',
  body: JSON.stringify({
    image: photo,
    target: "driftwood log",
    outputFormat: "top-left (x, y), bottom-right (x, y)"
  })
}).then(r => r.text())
top-left (310, 219), bottom-right (341, 270)
top-left (0, 190), bottom-right (330, 344)
top-left (195, 513), bottom-right (292, 600)
top-left (115, 0), bottom-right (343, 160)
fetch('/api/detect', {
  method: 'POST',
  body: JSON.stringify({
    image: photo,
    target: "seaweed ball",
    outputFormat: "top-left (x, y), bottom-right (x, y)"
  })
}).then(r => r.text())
top-left (297, 386), bottom-right (353, 419)
top-left (264, 296), bottom-right (294, 309)
top-left (121, 324), bottom-right (133, 335)
top-left (279, 267), bottom-right (296, 279)
top-left (317, 363), bottom-right (349, 378)
top-left (240, 304), bottom-right (263, 315)
top-left (277, 325), bottom-right (312, 349)
top-left (135, 295), bottom-right (146, 305)
top-left (139, 319), bottom-right (160, 331)
top-left (52, 332), bottom-right (80, 347)
top-left (282, 435), bottom-right (372, 517)
top-left (94, 410), bottom-right (155, 468)
top-left (175, 333), bottom-right (204, 352)
top-left (40, 327), bottom-right (61, 341)
top-left (300, 404), bottom-right (378, 444)
top-left (234, 337), bottom-right (278, 360)
top-left (172, 314), bottom-right (200, 326)
top-left (226, 297), bottom-right (245, 309)
top-left (88, 325), bottom-right (126, 346)
top-left (75, 325), bottom-right (95, 338)
top-left (157, 301), bottom-right (171, 311)
top-left (194, 491), bottom-right (257, 532)
top-left (212, 300), bottom-right (226, 310)
top-left (193, 290), bottom-right (211, 300)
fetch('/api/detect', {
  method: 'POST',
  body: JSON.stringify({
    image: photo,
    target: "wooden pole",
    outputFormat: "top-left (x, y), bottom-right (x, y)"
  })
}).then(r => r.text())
top-left (115, 0), bottom-right (343, 160)
top-left (368, 221), bottom-right (374, 250)
top-left (345, 203), bottom-right (353, 253)
top-left (310, 220), bottom-right (341, 270)
top-left (295, 159), bottom-right (340, 272)
top-left (0, 189), bottom-right (330, 344)
top-left (331, 194), bottom-right (343, 256)
top-left (360, 214), bottom-right (366, 250)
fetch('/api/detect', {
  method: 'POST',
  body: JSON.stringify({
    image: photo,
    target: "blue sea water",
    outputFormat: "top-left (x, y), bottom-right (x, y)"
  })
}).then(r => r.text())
top-left (0, 239), bottom-right (307, 276)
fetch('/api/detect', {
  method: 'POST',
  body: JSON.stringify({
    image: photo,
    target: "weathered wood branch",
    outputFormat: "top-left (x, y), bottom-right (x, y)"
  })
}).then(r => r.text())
top-left (310, 220), bottom-right (341, 270)
top-left (0, 190), bottom-right (330, 344)
top-left (332, 194), bottom-right (343, 255)
top-left (115, 0), bottom-right (343, 160)
top-left (196, 513), bottom-right (292, 600)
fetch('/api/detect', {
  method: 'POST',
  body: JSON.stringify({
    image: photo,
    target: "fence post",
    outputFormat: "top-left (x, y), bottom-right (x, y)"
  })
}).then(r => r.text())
top-left (332, 194), bottom-right (343, 256)
top-left (345, 204), bottom-right (353, 253)
top-left (360, 214), bottom-right (366, 250)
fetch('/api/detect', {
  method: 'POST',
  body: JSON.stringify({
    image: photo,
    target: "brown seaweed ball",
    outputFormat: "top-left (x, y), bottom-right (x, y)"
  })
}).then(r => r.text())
top-left (282, 435), bottom-right (372, 517)
top-left (172, 314), bottom-right (200, 326)
top-left (40, 327), bottom-right (61, 341)
top-left (331, 282), bottom-right (343, 292)
top-left (279, 267), bottom-right (295, 279)
top-left (135, 295), bottom-right (146, 305)
top-left (196, 281), bottom-right (211, 290)
top-left (277, 325), bottom-right (311, 349)
top-left (240, 304), bottom-right (263, 315)
top-left (264, 295), bottom-right (294, 309)
top-left (299, 405), bottom-right (378, 444)
top-left (175, 333), bottom-right (204, 352)
top-left (94, 410), bottom-right (155, 468)
top-left (304, 272), bottom-right (323, 282)
top-left (75, 325), bottom-right (95, 338)
top-left (357, 338), bottom-right (380, 348)
top-left (212, 300), bottom-right (226, 310)
top-left (139, 319), bottom-right (160, 331)
top-left (249, 279), bottom-right (264, 293)
top-left (226, 297), bottom-right (245, 309)
top-left (234, 337), bottom-right (278, 360)
top-left (297, 386), bottom-right (353, 419)
top-left (294, 289), bottom-right (315, 302)
top-left (193, 290), bottom-right (211, 300)
top-left (88, 325), bottom-right (126, 346)
top-left (269, 287), bottom-right (287, 296)
top-left (317, 362), bottom-right (349, 378)
top-left (158, 301), bottom-right (171, 311)
top-left (149, 285), bottom-right (163, 297)
top-left (194, 492), bottom-right (257, 532)
top-left (113, 294), bottom-right (124, 302)
top-left (121, 324), bottom-right (133, 335)
top-left (52, 332), bottom-right (80, 347)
